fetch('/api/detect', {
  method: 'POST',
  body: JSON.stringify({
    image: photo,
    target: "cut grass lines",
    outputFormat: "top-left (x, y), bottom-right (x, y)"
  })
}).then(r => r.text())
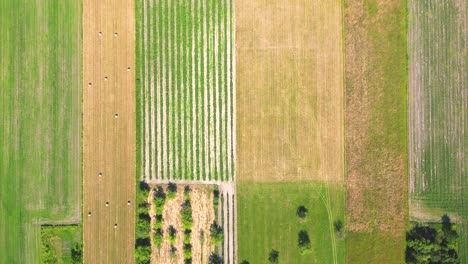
top-left (138, 0), bottom-right (234, 182)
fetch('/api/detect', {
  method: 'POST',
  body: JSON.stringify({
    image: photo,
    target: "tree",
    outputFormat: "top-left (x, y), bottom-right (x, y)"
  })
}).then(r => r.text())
top-left (184, 185), bottom-right (191, 200)
top-left (210, 221), bottom-right (224, 246)
top-left (334, 219), bottom-right (344, 239)
top-left (240, 261), bottom-right (250, 264)
top-left (134, 245), bottom-right (151, 264)
top-left (153, 228), bottom-right (163, 247)
top-left (296, 206), bottom-right (308, 219)
top-left (71, 243), bottom-right (83, 264)
top-left (181, 200), bottom-right (193, 230)
top-left (169, 245), bottom-right (177, 259)
top-left (208, 252), bottom-right (223, 264)
top-left (269, 249), bottom-right (279, 264)
top-left (167, 225), bottom-right (177, 244)
top-left (183, 243), bottom-right (192, 260)
top-left (298, 230), bottom-right (312, 255)
top-left (167, 182), bottom-right (177, 199)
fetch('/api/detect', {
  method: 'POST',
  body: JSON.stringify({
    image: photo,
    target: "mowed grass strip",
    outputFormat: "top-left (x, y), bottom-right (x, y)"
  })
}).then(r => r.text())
top-left (408, 0), bottom-right (467, 261)
top-left (0, 0), bottom-right (82, 263)
top-left (138, 0), bottom-right (233, 182)
top-left (344, 0), bottom-right (408, 263)
top-left (237, 182), bottom-right (345, 264)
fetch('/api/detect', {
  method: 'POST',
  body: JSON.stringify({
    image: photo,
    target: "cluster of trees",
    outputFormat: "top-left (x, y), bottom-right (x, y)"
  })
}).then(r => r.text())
top-left (406, 215), bottom-right (460, 264)
top-left (153, 186), bottom-right (167, 247)
top-left (181, 186), bottom-right (193, 264)
top-left (135, 182), bottom-right (152, 264)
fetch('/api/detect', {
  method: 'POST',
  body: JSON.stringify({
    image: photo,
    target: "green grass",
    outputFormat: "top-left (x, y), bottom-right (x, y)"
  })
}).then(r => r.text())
top-left (41, 225), bottom-right (82, 264)
top-left (408, 1), bottom-right (467, 262)
top-left (237, 182), bottom-right (345, 264)
top-left (346, 232), bottom-right (405, 264)
top-left (0, 1), bottom-right (82, 262)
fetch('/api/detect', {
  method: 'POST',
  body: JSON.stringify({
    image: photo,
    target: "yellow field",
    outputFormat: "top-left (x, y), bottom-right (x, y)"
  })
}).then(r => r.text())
top-left (236, 0), bottom-right (344, 183)
top-left (83, 0), bottom-right (136, 263)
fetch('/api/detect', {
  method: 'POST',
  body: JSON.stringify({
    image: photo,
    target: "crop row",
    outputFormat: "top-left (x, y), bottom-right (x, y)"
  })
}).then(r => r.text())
top-left (138, 0), bottom-right (235, 182)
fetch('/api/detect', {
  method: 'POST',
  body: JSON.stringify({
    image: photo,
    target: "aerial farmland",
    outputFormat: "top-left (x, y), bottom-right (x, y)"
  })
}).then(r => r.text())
top-left (0, 0), bottom-right (466, 264)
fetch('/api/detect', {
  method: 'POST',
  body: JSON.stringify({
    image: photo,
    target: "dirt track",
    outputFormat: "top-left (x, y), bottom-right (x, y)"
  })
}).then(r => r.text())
top-left (83, 0), bottom-right (136, 263)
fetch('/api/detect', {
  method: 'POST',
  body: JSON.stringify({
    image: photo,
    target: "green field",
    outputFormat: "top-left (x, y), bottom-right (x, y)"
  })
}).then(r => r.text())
top-left (0, 1), bottom-right (82, 262)
top-left (137, 0), bottom-right (234, 182)
top-left (41, 225), bottom-right (82, 263)
top-left (237, 182), bottom-right (345, 264)
top-left (344, 0), bottom-right (409, 263)
top-left (408, 0), bottom-right (467, 261)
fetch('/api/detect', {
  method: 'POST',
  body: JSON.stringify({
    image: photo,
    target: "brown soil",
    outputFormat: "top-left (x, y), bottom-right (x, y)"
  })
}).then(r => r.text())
top-left (82, 0), bottom-right (136, 263)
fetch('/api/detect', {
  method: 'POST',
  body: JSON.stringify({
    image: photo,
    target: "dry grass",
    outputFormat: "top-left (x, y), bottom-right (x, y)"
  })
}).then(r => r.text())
top-left (83, 0), bottom-right (136, 263)
top-left (236, 0), bottom-right (344, 183)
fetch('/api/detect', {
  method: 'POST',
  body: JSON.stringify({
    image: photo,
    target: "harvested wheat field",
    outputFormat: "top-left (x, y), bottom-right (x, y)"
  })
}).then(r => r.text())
top-left (236, 0), bottom-right (344, 183)
top-left (83, 0), bottom-right (136, 263)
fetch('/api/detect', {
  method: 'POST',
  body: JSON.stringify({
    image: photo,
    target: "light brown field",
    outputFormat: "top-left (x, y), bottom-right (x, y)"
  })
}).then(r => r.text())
top-left (236, 0), bottom-right (344, 183)
top-left (83, 0), bottom-right (136, 263)
top-left (151, 185), bottom-right (216, 264)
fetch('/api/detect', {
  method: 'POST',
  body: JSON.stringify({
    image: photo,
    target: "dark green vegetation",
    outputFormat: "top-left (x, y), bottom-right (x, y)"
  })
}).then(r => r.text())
top-left (0, 0), bottom-right (82, 262)
top-left (209, 252), bottom-right (223, 264)
top-left (344, 0), bottom-right (408, 263)
top-left (238, 182), bottom-right (344, 264)
top-left (181, 187), bottom-right (193, 263)
top-left (269, 249), bottom-right (279, 264)
top-left (406, 216), bottom-right (460, 264)
top-left (209, 221), bottom-right (224, 246)
top-left (41, 225), bottom-right (82, 264)
top-left (298, 230), bottom-right (312, 256)
top-left (135, 182), bottom-right (152, 263)
top-left (137, 0), bottom-right (235, 181)
top-left (408, 0), bottom-right (467, 262)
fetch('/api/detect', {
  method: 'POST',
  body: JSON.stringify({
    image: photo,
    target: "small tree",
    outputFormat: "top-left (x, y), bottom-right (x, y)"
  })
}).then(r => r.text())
top-left (183, 243), bottom-right (192, 260)
top-left (208, 252), bottom-right (223, 264)
top-left (153, 228), bottom-right (163, 247)
top-left (210, 221), bottom-right (224, 246)
top-left (334, 219), bottom-right (344, 239)
top-left (269, 249), bottom-right (279, 264)
top-left (184, 185), bottom-right (191, 200)
top-left (135, 245), bottom-right (151, 264)
top-left (181, 200), bottom-right (193, 230)
top-left (240, 261), bottom-right (250, 264)
top-left (184, 229), bottom-right (192, 244)
top-left (169, 245), bottom-right (177, 259)
top-left (71, 243), bottom-right (83, 264)
top-left (167, 182), bottom-right (177, 199)
top-left (298, 230), bottom-right (312, 255)
top-left (296, 206), bottom-right (308, 219)
top-left (167, 225), bottom-right (177, 244)
top-left (153, 187), bottom-right (166, 215)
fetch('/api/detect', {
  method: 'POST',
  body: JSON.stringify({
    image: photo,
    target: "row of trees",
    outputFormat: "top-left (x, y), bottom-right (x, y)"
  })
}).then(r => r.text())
top-left (135, 182), bottom-right (151, 264)
top-left (406, 215), bottom-right (460, 264)
top-left (181, 186), bottom-right (193, 263)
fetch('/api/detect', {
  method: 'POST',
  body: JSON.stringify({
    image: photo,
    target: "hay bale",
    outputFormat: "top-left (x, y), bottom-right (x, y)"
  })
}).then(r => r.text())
top-left (88, 83), bottom-right (92, 87)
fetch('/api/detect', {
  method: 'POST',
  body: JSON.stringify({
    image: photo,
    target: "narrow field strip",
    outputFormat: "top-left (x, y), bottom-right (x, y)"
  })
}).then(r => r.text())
top-left (139, 0), bottom-right (234, 182)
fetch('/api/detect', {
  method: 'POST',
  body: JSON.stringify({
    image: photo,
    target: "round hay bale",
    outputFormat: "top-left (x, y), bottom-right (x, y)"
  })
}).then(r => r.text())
top-left (87, 212), bottom-right (91, 217)
top-left (114, 114), bottom-right (119, 118)
top-left (114, 33), bottom-right (118, 37)
top-left (114, 224), bottom-right (118, 228)
top-left (127, 200), bottom-right (131, 205)
top-left (106, 202), bottom-right (109, 207)
top-left (127, 67), bottom-right (131, 72)
top-left (98, 172), bottom-right (102, 177)
top-left (88, 83), bottom-right (92, 87)
top-left (104, 76), bottom-right (108, 81)
top-left (98, 32), bottom-right (102, 36)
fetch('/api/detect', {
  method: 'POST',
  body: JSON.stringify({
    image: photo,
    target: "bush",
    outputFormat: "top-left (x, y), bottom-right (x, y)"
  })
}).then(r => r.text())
top-left (154, 214), bottom-right (163, 229)
top-left (269, 249), bottom-right (279, 264)
top-left (71, 243), bottom-right (83, 264)
top-left (169, 245), bottom-right (177, 259)
top-left (208, 252), bottom-right (223, 264)
top-left (184, 185), bottom-right (191, 200)
top-left (183, 243), bottom-right (192, 260)
top-left (213, 188), bottom-right (220, 213)
top-left (210, 221), bottom-right (224, 246)
top-left (296, 206), bottom-right (308, 219)
top-left (298, 230), bottom-right (312, 255)
top-left (136, 215), bottom-right (151, 239)
top-left (240, 261), bottom-right (250, 264)
top-left (184, 229), bottom-right (192, 244)
top-left (167, 225), bottom-right (177, 244)
top-left (181, 200), bottom-right (193, 230)
top-left (334, 219), bottom-right (344, 239)
top-left (135, 245), bottom-right (151, 264)
top-left (153, 186), bottom-right (166, 215)
top-left (167, 182), bottom-right (177, 199)
top-left (153, 228), bottom-right (163, 247)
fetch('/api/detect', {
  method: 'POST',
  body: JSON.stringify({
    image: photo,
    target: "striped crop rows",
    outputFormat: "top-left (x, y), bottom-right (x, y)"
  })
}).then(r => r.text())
top-left (137, 0), bottom-right (235, 182)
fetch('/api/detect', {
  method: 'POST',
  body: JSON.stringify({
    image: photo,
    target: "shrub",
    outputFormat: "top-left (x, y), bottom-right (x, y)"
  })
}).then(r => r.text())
top-left (183, 243), bottom-right (192, 259)
top-left (169, 245), bottom-right (177, 259)
top-left (136, 215), bottom-right (151, 239)
top-left (167, 225), bottom-right (177, 244)
top-left (181, 200), bottom-right (193, 230)
top-left (269, 249), bottom-right (279, 264)
top-left (184, 229), bottom-right (192, 244)
top-left (240, 261), bottom-right (250, 264)
top-left (153, 187), bottom-right (166, 215)
top-left (296, 206), bottom-right (308, 219)
top-left (167, 182), bottom-right (177, 199)
top-left (154, 214), bottom-right (163, 229)
top-left (298, 230), bottom-right (312, 255)
top-left (135, 245), bottom-right (151, 264)
top-left (71, 243), bottom-right (83, 264)
top-left (210, 221), bottom-right (224, 246)
top-left (209, 252), bottom-right (223, 264)
top-left (184, 185), bottom-right (191, 200)
top-left (153, 228), bottom-right (164, 247)
top-left (334, 219), bottom-right (344, 239)
top-left (213, 188), bottom-right (220, 213)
